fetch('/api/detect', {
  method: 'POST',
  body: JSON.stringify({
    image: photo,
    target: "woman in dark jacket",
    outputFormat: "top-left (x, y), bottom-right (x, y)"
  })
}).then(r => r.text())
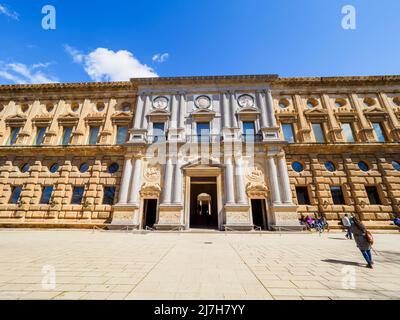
top-left (350, 216), bottom-right (373, 268)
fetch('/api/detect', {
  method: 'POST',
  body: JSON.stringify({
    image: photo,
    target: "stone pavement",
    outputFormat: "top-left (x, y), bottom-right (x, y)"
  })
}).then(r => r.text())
top-left (0, 229), bottom-right (399, 300)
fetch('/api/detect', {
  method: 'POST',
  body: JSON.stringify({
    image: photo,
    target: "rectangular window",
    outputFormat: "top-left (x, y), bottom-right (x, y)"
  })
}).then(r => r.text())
top-left (331, 186), bottom-right (345, 205)
top-left (366, 186), bottom-right (382, 205)
top-left (242, 121), bottom-right (256, 142)
top-left (116, 126), bottom-right (128, 144)
top-left (88, 126), bottom-right (100, 145)
top-left (372, 123), bottom-right (386, 142)
top-left (196, 122), bottom-right (210, 142)
top-left (341, 123), bottom-right (356, 142)
top-left (7, 127), bottom-right (21, 145)
top-left (282, 123), bottom-right (295, 143)
top-left (71, 186), bottom-right (85, 205)
top-left (312, 123), bottom-right (326, 143)
top-left (296, 186), bottom-right (311, 205)
top-left (153, 122), bottom-right (165, 142)
top-left (9, 186), bottom-right (22, 204)
top-left (35, 127), bottom-right (47, 146)
top-left (103, 186), bottom-right (116, 205)
top-left (61, 127), bottom-right (73, 145)
top-left (40, 186), bottom-right (54, 204)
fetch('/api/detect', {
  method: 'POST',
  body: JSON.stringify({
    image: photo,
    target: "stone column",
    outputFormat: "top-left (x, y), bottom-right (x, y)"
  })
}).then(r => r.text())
top-left (224, 156), bottom-right (235, 204)
top-left (118, 158), bottom-right (133, 204)
top-left (229, 92), bottom-right (238, 127)
top-left (161, 157), bottom-right (174, 204)
top-left (379, 93), bottom-right (400, 140)
top-left (178, 93), bottom-right (186, 129)
top-left (141, 95), bottom-right (151, 130)
top-left (128, 157), bottom-right (143, 205)
top-left (265, 90), bottom-right (278, 128)
top-left (222, 92), bottom-right (231, 128)
top-left (133, 94), bottom-right (145, 130)
top-left (266, 156), bottom-right (281, 205)
top-left (277, 154), bottom-right (293, 204)
top-left (257, 91), bottom-right (269, 128)
top-left (172, 158), bottom-right (183, 204)
top-left (235, 156), bottom-right (247, 205)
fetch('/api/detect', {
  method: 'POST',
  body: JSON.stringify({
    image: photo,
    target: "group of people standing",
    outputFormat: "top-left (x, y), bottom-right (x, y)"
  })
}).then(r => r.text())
top-left (300, 213), bottom-right (375, 269)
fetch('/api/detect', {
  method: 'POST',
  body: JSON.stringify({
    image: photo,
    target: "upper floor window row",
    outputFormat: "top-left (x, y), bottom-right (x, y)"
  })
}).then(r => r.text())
top-left (4, 125), bottom-right (130, 146)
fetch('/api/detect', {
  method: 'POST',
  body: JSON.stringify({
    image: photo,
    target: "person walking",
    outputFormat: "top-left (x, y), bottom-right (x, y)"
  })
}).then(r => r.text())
top-left (350, 216), bottom-right (374, 269)
top-left (342, 214), bottom-right (352, 240)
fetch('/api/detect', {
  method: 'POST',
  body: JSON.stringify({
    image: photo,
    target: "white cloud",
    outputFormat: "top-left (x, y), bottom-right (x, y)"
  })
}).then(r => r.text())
top-left (65, 46), bottom-right (158, 81)
top-left (0, 62), bottom-right (58, 84)
top-left (0, 4), bottom-right (19, 20)
top-left (152, 53), bottom-right (169, 63)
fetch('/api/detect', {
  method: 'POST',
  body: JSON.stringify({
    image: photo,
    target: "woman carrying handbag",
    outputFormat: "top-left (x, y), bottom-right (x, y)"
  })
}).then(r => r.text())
top-left (350, 215), bottom-right (374, 269)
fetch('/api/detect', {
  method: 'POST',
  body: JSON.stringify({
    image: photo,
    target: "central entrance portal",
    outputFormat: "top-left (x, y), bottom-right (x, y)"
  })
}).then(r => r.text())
top-left (190, 177), bottom-right (218, 229)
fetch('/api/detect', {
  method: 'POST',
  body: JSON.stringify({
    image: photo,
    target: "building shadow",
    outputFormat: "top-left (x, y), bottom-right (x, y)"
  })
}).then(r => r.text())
top-left (322, 259), bottom-right (364, 267)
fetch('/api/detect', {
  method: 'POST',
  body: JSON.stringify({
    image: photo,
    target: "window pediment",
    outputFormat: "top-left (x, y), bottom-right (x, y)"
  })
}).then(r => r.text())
top-left (58, 112), bottom-right (79, 126)
top-left (147, 109), bottom-right (171, 122)
top-left (335, 111), bottom-right (358, 123)
top-left (276, 113), bottom-right (298, 122)
top-left (191, 108), bottom-right (216, 121)
top-left (32, 115), bottom-right (52, 126)
top-left (364, 107), bottom-right (388, 121)
top-left (5, 114), bottom-right (27, 126)
top-left (304, 108), bottom-right (328, 121)
top-left (85, 113), bottom-right (106, 125)
top-left (111, 111), bottom-right (132, 124)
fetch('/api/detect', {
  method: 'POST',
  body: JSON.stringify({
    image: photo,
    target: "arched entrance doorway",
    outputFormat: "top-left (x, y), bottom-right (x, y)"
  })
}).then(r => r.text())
top-left (183, 162), bottom-right (223, 230)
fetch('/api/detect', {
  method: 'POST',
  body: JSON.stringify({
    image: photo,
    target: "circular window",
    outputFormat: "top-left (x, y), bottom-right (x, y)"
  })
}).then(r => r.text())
top-left (21, 104), bottom-right (29, 113)
top-left (79, 163), bottom-right (89, 173)
top-left (279, 99), bottom-right (289, 109)
top-left (20, 163), bottom-right (30, 173)
top-left (46, 103), bottom-right (54, 113)
top-left (306, 99), bottom-right (318, 109)
top-left (96, 102), bottom-right (105, 112)
top-left (335, 99), bottom-right (346, 108)
top-left (358, 161), bottom-right (370, 172)
top-left (392, 161), bottom-right (400, 171)
top-left (292, 161), bottom-right (304, 173)
top-left (363, 97), bottom-right (376, 107)
top-left (71, 103), bottom-right (80, 112)
top-left (393, 97), bottom-right (400, 107)
top-left (108, 163), bottom-right (119, 173)
top-left (324, 161), bottom-right (336, 172)
top-left (122, 103), bottom-right (131, 112)
top-left (49, 163), bottom-right (59, 173)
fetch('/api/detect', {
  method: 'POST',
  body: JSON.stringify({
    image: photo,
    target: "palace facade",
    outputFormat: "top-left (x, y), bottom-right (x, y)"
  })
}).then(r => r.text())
top-left (0, 75), bottom-right (399, 230)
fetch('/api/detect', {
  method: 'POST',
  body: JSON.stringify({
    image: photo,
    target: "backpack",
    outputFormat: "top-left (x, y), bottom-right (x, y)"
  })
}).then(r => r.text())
top-left (365, 230), bottom-right (374, 245)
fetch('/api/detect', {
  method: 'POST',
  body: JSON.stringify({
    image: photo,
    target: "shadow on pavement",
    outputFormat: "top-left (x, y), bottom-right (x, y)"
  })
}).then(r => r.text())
top-left (322, 259), bottom-right (364, 267)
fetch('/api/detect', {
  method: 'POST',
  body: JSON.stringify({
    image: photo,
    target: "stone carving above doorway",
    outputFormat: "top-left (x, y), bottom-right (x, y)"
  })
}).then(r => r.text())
top-left (140, 182), bottom-right (162, 198)
top-left (246, 166), bottom-right (264, 182)
top-left (144, 166), bottom-right (161, 182)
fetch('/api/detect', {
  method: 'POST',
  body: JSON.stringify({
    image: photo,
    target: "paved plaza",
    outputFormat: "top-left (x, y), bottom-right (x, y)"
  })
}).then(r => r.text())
top-left (0, 229), bottom-right (399, 300)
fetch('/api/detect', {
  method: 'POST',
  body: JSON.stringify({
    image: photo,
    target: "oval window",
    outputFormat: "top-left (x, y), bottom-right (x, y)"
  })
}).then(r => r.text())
top-left (358, 161), bottom-right (369, 172)
top-left (325, 161), bottom-right (336, 172)
top-left (108, 163), bottom-right (119, 174)
top-left (79, 163), bottom-right (89, 173)
top-left (20, 163), bottom-right (30, 173)
top-left (49, 163), bottom-right (59, 173)
top-left (392, 161), bottom-right (400, 171)
top-left (292, 161), bottom-right (304, 173)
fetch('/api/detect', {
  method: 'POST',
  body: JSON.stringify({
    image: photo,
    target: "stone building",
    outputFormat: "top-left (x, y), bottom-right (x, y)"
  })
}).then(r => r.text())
top-left (0, 75), bottom-right (399, 230)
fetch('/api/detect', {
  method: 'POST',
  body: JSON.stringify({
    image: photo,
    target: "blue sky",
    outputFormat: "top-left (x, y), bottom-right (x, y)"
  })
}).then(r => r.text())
top-left (0, 0), bottom-right (399, 84)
